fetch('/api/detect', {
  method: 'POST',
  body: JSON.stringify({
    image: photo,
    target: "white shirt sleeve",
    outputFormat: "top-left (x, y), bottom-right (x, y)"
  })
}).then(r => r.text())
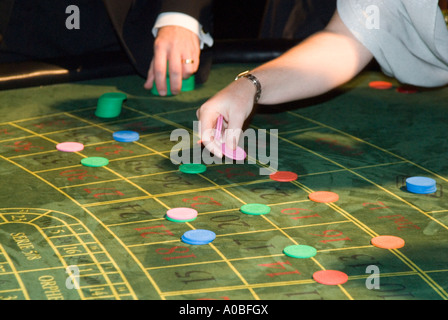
top-left (152, 12), bottom-right (214, 49)
top-left (337, 0), bottom-right (448, 87)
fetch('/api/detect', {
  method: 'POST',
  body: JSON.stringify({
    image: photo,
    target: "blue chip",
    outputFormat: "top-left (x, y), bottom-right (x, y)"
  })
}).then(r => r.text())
top-left (113, 130), bottom-right (140, 142)
top-left (406, 176), bottom-right (437, 194)
top-left (181, 229), bottom-right (216, 245)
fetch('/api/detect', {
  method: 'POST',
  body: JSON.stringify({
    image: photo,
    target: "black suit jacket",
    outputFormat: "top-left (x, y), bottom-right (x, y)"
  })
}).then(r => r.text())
top-left (0, 0), bottom-right (212, 77)
top-left (103, 0), bottom-right (213, 76)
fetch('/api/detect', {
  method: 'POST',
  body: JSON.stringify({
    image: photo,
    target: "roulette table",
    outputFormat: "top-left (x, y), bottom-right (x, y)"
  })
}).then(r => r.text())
top-left (0, 63), bottom-right (447, 304)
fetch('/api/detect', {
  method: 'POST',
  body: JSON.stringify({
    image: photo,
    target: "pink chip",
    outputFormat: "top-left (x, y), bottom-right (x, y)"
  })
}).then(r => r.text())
top-left (56, 142), bottom-right (84, 152)
top-left (166, 208), bottom-right (198, 220)
top-left (222, 143), bottom-right (247, 161)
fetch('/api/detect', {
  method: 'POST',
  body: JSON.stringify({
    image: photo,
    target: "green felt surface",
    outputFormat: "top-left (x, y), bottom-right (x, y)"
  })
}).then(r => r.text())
top-left (0, 64), bottom-right (448, 300)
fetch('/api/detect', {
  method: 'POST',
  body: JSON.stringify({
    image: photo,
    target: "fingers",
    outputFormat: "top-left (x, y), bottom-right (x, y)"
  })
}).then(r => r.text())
top-left (197, 80), bottom-right (256, 157)
top-left (197, 107), bottom-right (223, 158)
top-left (197, 107), bottom-right (245, 158)
top-left (145, 26), bottom-right (200, 96)
top-left (198, 111), bottom-right (244, 158)
top-left (145, 53), bottom-right (198, 95)
top-left (181, 58), bottom-right (199, 77)
top-left (153, 47), bottom-right (169, 96)
top-left (168, 50), bottom-right (199, 94)
top-left (167, 54), bottom-right (182, 95)
top-left (143, 59), bottom-right (155, 90)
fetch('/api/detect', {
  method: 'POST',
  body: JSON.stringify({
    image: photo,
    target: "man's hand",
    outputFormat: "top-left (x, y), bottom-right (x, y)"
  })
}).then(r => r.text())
top-left (144, 26), bottom-right (200, 95)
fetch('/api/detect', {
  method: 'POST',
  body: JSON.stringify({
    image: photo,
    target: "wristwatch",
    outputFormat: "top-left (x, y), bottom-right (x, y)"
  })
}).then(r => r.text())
top-left (235, 70), bottom-right (262, 103)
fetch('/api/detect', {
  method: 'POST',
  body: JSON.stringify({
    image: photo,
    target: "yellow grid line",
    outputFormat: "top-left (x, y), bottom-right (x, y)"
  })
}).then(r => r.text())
top-left (0, 159), bottom-right (140, 300)
top-left (251, 116), bottom-right (448, 299)
top-left (1, 92), bottom-right (447, 300)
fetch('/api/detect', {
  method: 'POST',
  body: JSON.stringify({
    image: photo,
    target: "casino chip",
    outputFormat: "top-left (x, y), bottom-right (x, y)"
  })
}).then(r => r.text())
top-left (240, 203), bottom-right (271, 215)
top-left (313, 270), bottom-right (348, 285)
top-left (308, 191), bottom-right (339, 203)
top-left (95, 92), bottom-right (127, 118)
top-left (151, 75), bottom-right (195, 96)
top-left (283, 245), bottom-right (317, 259)
top-left (56, 142), bottom-right (84, 152)
top-left (113, 130), bottom-right (140, 142)
top-left (396, 85), bottom-right (418, 94)
top-left (214, 115), bottom-right (224, 141)
top-left (215, 114), bottom-right (247, 161)
top-left (369, 81), bottom-right (393, 90)
top-left (371, 235), bottom-right (405, 249)
top-left (181, 229), bottom-right (216, 245)
top-left (270, 171), bottom-right (298, 182)
top-left (222, 144), bottom-right (247, 161)
top-left (81, 157), bottom-right (109, 167)
top-left (166, 207), bottom-right (198, 223)
top-left (406, 176), bottom-right (437, 194)
top-left (179, 163), bottom-right (207, 174)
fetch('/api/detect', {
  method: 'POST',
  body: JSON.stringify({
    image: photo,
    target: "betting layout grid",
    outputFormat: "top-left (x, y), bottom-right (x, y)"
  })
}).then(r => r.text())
top-left (0, 86), bottom-right (447, 300)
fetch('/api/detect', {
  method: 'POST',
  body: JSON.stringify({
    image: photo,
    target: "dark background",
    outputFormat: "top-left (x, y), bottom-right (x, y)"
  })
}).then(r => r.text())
top-left (213, 0), bottom-right (267, 39)
top-left (0, 0), bottom-right (341, 89)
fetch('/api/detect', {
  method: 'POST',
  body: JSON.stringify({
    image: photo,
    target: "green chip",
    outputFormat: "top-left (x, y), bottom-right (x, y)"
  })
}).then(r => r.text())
top-left (240, 203), bottom-right (271, 215)
top-left (179, 163), bottom-right (207, 174)
top-left (151, 75), bottom-right (195, 96)
top-left (95, 92), bottom-right (127, 118)
top-left (166, 215), bottom-right (197, 223)
top-left (283, 245), bottom-right (317, 259)
top-left (81, 157), bottom-right (109, 167)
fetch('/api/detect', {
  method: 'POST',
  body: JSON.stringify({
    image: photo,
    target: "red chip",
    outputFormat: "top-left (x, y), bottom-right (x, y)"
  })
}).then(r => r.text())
top-left (270, 171), bottom-right (298, 182)
top-left (309, 191), bottom-right (339, 203)
top-left (371, 235), bottom-right (405, 249)
top-left (313, 270), bottom-right (348, 285)
top-left (396, 85), bottom-right (418, 94)
top-left (369, 81), bottom-right (393, 90)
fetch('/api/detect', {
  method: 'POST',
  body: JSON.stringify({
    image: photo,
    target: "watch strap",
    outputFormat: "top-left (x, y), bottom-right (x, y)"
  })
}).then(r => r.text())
top-left (235, 70), bottom-right (261, 103)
